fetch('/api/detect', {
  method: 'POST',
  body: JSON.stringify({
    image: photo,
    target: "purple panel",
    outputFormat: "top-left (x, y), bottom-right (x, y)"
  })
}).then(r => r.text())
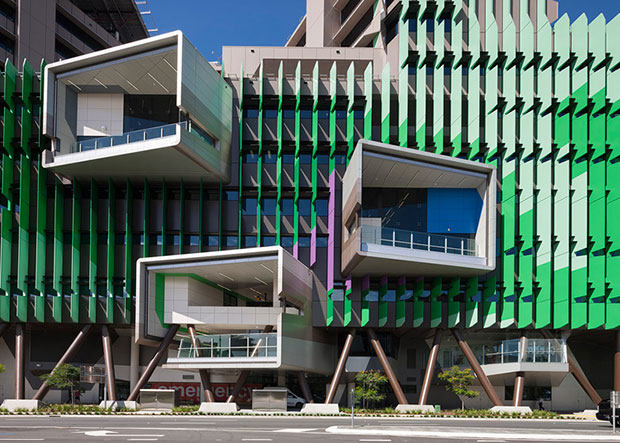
top-left (345, 277), bottom-right (352, 292)
top-left (293, 241), bottom-right (298, 259)
top-left (362, 275), bottom-right (370, 292)
top-left (310, 227), bottom-right (316, 266)
top-left (327, 171), bottom-right (336, 292)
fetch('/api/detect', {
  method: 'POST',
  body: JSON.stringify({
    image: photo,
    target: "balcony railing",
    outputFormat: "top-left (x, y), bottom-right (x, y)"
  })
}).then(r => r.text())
top-left (176, 333), bottom-right (277, 359)
top-left (70, 122), bottom-right (183, 153)
top-left (360, 224), bottom-right (477, 257)
top-left (439, 338), bottom-right (567, 368)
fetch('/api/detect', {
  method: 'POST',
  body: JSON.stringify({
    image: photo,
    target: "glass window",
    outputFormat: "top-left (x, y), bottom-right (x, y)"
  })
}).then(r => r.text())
top-left (317, 154), bottom-right (329, 165)
top-left (207, 235), bottom-right (219, 247)
top-left (263, 151), bottom-right (277, 164)
top-left (283, 109), bottom-right (295, 119)
top-left (189, 235), bottom-right (199, 246)
top-left (317, 236), bottom-right (328, 248)
top-left (243, 235), bottom-right (257, 248)
top-left (300, 110), bottom-right (312, 119)
top-left (242, 197), bottom-right (258, 216)
top-left (243, 151), bottom-right (258, 163)
top-left (300, 154), bottom-right (312, 165)
top-left (299, 236), bottom-right (311, 248)
top-left (354, 110), bottom-right (364, 120)
top-left (281, 236), bottom-right (294, 247)
top-left (299, 199), bottom-right (311, 216)
top-left (318, 109), bottom-right (330, 119)
top-left (316, 198), bottom-right (328, 217)
top-left (225, 235), bottom-right (238, 248)
top-left (336, 110), bottom-right (347, 119)
top-left (262, 236), bottom-right (276, 247)
top-left (224, 191), bottom-right (238, 201)
top-left (282, 198), bottom-right (294, 216)
top-left (283, 153), bottom-right (295, 164)
top-left (244, 108), bottom-right (259, 118)
top-left (265, 109), bottom-right (278, 119)
top-left (262, 198), bottom-right (277, 215)
top-left (335, 154), bottom-right (346, 165)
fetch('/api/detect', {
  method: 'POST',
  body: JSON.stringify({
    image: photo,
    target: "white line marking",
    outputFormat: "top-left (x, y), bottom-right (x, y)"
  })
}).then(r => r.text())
top-left (0, 440), bottom-right (44, 441)
top-left (477, 440), bottom-right (507, 443)
top-left (274, 428), bottom-right (318, 433)
top-left (127, 440), bottom-right (159, 442)
top-left (241, 440), bottom-right (273, 442)
top-left (360, 440), bottom-right (392, 442)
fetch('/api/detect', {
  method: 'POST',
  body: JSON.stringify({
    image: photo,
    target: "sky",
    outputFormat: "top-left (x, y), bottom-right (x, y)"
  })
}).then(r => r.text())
top-left (146, 0), bottom-right (620, 62)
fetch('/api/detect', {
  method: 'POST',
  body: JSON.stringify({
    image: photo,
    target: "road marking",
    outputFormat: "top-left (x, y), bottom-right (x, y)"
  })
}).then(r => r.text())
top-left (274, 428), bottom-right (318, 433)
top-left (477, 441), bottom-right (507, 443)
top-left (127, 440), bottom-right (159, 442)
top-left (359, 440), bottom-right (392, 442)
top-left (0, 440), bottom-right (44, 441)
top-left (241, 440), bottom-right (273, 442)
top-left (77, 430), bottom-right (165, 438)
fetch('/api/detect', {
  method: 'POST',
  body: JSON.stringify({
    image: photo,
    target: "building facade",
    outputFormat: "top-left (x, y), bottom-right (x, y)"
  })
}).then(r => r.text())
top-left (0, 0), bottom-right (619, 412)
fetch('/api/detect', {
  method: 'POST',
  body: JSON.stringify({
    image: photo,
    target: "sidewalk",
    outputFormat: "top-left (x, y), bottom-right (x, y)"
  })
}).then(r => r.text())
top-left (326, 424), bottom-right (620, 441)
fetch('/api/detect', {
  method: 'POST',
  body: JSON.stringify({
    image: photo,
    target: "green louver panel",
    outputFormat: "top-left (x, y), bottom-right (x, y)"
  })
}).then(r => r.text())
top-left (464, 277), bottom-right (478, 328)
top-left (71, 180), bottom-right (81, 301)
top-left (606, 15), bottom-right (620, 329)
top-left (395, 277), bottom-right (406, 327)
top-left (106, 180), bottom-right (115, 323)
top-left (412, 278), bottom-right (423, 327)
top-left (276, 62), bottom-right (283, 245)
top-left (429, 278), bottom-right (441, 328)
top-left (447, 278), bottom-right (460, 327)
top-left (294, 62), bottom-right (301, 253)
top-left (124, 180), bottom-right (133, 322)
top-left (378, 276), bottom-right (388, 327)
top-left (553, 15), bottom-right (571, 328)
top-left (364, 63), bottom-right (373, 140)
top-left (89, 180), bottom-right (98, 322)
top-left (570, 15), bottom-right (589, 329)
top-left (381, 63), bottom-right (390, 144)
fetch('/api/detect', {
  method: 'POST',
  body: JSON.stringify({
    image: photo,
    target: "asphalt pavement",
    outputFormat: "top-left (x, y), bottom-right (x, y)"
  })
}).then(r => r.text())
top-left (0, 414), bottom-right (616, 442)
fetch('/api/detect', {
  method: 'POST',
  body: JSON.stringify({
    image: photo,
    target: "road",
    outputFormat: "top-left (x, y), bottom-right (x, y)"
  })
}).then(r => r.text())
top-left (0, 414), bottom-right (615, 442)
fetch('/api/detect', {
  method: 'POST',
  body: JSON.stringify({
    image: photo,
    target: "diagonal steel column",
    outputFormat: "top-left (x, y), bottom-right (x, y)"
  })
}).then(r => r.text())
top-left (297, 372), bottom-right (314, 403)
top-left (419, 329), bottom-right (442, 405)
top-left (226, 325), bottom-right (273, 404)
top-left (127, 324), bottom-right (180, 402)
top-left (513, 372), bottom-right (525, 407)
top-left (541, 329), bottom-right (602, 405)
top-left (187, 324), bottom-right (215, 402)
top-left (451, 329), bottom-right (502, 407)
top-left (325, 330), bottom-right (355, 404)
top-left (15, 324), bottom-right (25, 400)
top-left (33, 325), bottom-right (93, 401)
top-left (0, 323), bottom-right (9, 339)
top-left (368, 329), bottom-right (408, 405)
top-left (101, 325), bottom-right (117, 401)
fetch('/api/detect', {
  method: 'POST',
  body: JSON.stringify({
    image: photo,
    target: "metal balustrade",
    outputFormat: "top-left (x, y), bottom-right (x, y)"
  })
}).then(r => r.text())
top-left (360, 223), bottom-right (478, 257)
top-left (70, 122), bottom-right (183, 153)
top-left (176, 333), bottom-right (277, 359)
top-left (439, 338), bottom-right (567, 367)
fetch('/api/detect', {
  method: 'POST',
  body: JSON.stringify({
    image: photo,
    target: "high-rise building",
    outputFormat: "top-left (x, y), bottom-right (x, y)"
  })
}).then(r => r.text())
top-left (0, 0), bottom-right (149, 69)
top-left (0, 0), bottom-right (618, 412)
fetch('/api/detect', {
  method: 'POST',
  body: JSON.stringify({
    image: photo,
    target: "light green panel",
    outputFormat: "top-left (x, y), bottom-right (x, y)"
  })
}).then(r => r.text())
top-left (381, 62), bottom-right (391, 144)
top-left (412, 278), bottom-right (424, 327)
top-left (588, 15), bottom-right (607, 328)
top-left (467, 17), bottom-right (480, 159)
top-left (378, 277), bottom-right (388, 327)
top-left (552, 15), bottom-right (571, 328)
top-left (464, 277), bottom-right (478, 328)
top-left (415, 18), bottom-right (426, 149)
top-left (432, 17), bottom-right (444, 154)
top-left (450, 20), bottom-right (463, 157)
top-left (35, 155), bottom-right (47, 296)
top-left (106, 180), bottom-right (115, 323)
top-left (364, 63), bottom-right (373, 140)
top-left (570, 15), bottom-right (589, 329)
top-left (71, 181), bottom-right (81, 297)
top-left (89, 180), bottom-right (98, 322)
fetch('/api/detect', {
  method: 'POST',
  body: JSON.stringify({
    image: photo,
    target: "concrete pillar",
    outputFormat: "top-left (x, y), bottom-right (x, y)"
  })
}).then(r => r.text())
top-left (419, 329), bottom-right (441, 405)
top-left (130, 332), bottom-right (139, 392)
top-left (325, 330), bottom-right (355, 404)
top-left (513, 372), bottom-right (525, 407)
top-left (15, 324), bottom-right (25, 400)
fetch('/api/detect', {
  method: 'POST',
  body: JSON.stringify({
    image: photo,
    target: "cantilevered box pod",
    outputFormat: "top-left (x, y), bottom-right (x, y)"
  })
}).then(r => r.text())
top-left (135, 247), bottom-right (333, 374)
top-left (41, 31), bottom-right (233, 182)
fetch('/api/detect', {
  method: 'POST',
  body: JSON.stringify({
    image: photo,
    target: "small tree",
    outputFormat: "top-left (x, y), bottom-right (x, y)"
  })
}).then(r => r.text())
top-left (40, 363), bottom-right (80, 404)
top-left (354, 370), bottom-right (389, 409)
top-left (438, 366), bottom-right (479, 410)
top-left (0, 364), bottom-right (5, 374)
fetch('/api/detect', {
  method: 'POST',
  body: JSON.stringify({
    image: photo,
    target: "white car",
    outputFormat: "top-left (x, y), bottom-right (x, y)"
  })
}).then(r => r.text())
top-left (286, 390), bottom-right (306, 409)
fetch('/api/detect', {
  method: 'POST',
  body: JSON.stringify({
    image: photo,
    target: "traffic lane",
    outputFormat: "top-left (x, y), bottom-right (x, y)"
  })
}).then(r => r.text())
top-left (0, 414), bottom-right (612, 432)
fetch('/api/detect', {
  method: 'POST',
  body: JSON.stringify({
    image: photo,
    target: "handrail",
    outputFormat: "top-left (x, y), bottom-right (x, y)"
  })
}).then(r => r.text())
top-left (176, 333), bottom-right (278, 359)
top-left (70, 122), bottom-right (183, 153)
top-left (360, 223), bottom-right (478, 257)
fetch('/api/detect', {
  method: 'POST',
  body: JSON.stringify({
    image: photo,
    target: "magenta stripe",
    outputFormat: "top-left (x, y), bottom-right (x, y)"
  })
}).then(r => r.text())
top-left (327, 171), bottom-right (336, 292)
top-left (362, 275), bottom-right (370, 292)
top-left (380, 275), bottom-right (388, 288)
top-left (293, 241), bottom-right (298, 259)
top-left (345, 277), bottom-right (352, 293)
top-left (398, 276), bottom-right (406, 287)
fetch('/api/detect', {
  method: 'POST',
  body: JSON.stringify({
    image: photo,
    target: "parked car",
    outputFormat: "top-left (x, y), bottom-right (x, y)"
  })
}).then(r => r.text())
top-left (597, 399), bottom-right (620, 425)
top-left (287, 390), bottom-right (306, 410)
